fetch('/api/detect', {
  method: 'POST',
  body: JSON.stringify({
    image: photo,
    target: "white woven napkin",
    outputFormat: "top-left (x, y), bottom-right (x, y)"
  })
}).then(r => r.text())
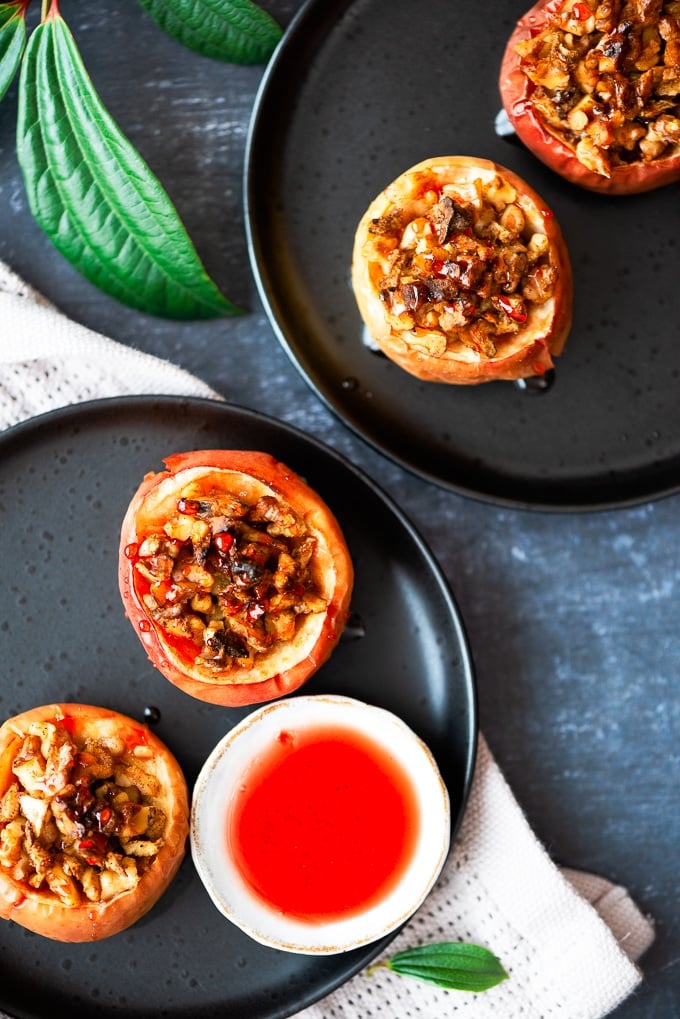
top-left (0, 262), bottom-right (221, 427)
top-left (299, 733), bottom-right (654, 1019)
top-left (0, 261), bottom-right (654, 1018)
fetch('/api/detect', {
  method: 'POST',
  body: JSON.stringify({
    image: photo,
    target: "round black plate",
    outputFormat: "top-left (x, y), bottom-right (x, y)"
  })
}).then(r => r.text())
top-left (244, 0), bottom-right (680, 511)
top-left (0, 396), bottom-right (476, 1019)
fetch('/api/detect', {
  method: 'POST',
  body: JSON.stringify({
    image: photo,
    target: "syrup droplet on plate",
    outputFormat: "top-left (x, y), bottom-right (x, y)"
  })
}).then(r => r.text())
top-left (514, 369), bottom-right (556, 394)
top-left (494, 107), bottom-right (523, 146)
top-left (342, 612), bottom-right (366, 641)
top-left (494, 107), bottom-right (516, 137)
top-left (144, 705), bottom-right (161, 725)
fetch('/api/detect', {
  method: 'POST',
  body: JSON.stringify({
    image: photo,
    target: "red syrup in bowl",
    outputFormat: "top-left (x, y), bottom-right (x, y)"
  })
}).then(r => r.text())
top-left (227, 724), bottom-right (421, 922)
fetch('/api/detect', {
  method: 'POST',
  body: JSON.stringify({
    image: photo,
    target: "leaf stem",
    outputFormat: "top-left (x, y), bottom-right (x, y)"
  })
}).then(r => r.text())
top-left (41, 0), bottom-right (56, 22)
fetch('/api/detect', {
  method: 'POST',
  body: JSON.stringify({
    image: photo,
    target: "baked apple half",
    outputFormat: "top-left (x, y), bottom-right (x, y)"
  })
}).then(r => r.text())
top-left (0, 703), bottom-right (189, 942)
top-left (499, 0), bottom-right (680, 194)
top-left (119, 450), bottom-right (354, 707)
top-left (351, 156), bottom-right (573, 384)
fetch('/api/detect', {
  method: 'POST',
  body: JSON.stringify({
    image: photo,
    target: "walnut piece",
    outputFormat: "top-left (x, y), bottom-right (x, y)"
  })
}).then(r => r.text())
top-left (132, 491), bottom-right (327, 672)
top-left (0, 722), bottom-right (167, 907)
top-left (371, 174), bottom-right (556, 357)
top-left (516, 0), bottom-right (680, 175)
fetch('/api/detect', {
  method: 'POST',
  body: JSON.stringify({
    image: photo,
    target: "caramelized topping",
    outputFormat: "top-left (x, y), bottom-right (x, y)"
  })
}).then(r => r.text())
top-left (515, 0), bottom-right (680, 175)
top-left (0, 721), bottom-right (167, 907)
top-left (130, 489), bottom-right (327, 671)
top-left (367, 175), bottom-right (557, 358)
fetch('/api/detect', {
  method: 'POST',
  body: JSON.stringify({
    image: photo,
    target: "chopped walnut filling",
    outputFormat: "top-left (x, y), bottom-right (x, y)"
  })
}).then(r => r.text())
top-left (515, 0), bottom-right (680, 175)
top-left (369, 176), bottom-right (557, 358)
top-left (0, 721), bottom-right (166, 907)
top-left (130, 490), bottom-right (327, 671)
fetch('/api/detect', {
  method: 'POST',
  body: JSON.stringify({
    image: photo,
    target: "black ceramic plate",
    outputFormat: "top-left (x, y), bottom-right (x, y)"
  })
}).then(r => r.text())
top-left (245, 0), bottom-right (680, 511)
top-left (0, 396), bottom-right (476, 1019)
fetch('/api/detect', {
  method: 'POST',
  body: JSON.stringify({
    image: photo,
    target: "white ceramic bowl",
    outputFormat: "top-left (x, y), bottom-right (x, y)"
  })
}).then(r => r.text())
top-left (190, 694), bottom-right (450, 954)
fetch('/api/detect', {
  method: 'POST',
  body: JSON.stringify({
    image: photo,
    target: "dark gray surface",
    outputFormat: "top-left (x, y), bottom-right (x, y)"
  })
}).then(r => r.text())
top-left (0, 1), bottom-right (678, 1017)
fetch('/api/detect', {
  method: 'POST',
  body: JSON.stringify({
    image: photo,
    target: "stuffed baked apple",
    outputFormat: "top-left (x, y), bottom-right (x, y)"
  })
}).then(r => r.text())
top-left (0, 703), bottom-right (189, 942)
top-left (351, 155), bottom-right (573, 384)
top-left (119, 451), bottom-right (354, 707)
top-left (499, 0), bottom-right (680, 194)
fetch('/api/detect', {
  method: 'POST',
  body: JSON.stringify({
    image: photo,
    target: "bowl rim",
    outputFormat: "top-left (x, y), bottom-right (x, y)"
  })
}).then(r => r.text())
top-left (190, 693), bottom-right (451, 954)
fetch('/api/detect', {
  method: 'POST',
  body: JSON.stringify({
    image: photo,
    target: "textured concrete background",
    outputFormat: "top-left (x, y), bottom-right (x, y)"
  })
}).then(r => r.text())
top-left (0, 1), bottom-right (678, 1016)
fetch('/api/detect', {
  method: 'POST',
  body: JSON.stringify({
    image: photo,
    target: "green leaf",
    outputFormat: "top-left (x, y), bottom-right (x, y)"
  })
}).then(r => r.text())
top-left (16, 10), bottom-right (243, 320)
top-left (137, 0), bottom-right (283, 65)
top-left (0, 1), bottom-right (27, 102)
top-left (376, 942), bottom-right (509, 993)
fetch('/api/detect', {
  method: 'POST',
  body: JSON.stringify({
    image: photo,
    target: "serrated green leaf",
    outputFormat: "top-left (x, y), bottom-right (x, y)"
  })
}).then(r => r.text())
top-left (382, 942), bottom-right (508, 993)
top-left (137, 0), bottom-right (282, 65)
top-left (0, 1), bottom-right (27, 102)
top-left (16, 11), bottom-right (243, 320)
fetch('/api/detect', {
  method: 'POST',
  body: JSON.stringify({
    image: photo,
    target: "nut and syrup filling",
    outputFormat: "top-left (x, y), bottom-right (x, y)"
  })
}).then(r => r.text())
top-left (370, 175), bottom-right (557, 359)
top-left (126, 489), bottom-right (328, 671)
top-left (0, 721), bottom-right (167, 907)
top-left (515, 0), bottom-right (680, 176)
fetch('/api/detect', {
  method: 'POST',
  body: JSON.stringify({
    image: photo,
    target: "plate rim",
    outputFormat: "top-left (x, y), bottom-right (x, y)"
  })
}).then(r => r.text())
top-left (0, 393), bottom-right (478, 1019)
top-left (243, 0), bottom-right (680, 514)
